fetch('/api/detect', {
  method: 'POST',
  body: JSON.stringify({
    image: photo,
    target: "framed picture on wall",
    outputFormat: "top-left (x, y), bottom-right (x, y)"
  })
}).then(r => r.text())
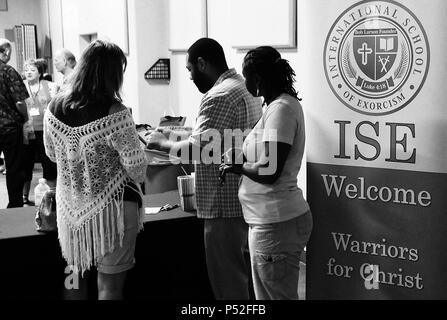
top-left (0, 0), bottom-right (7, 11)
top-left (75, 0), bottom-right (129, 54)
top-left (230, 0), bottom-right (297, 49)
top-left (99, 0), bottom-right (129, 54)
top-left (169, 0), bottom-right (208, 52)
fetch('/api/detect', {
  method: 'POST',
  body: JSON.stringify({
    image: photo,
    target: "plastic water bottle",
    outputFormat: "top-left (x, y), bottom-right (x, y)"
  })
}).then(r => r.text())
top-left (34, 178), bottom-right (50, 207)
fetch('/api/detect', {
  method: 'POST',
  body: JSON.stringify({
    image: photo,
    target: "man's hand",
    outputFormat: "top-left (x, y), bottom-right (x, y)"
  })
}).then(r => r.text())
top-left (156, 127), bottom-right (172, 138)
top-left (146, 131), bottom-right (168, 150)
top-left (219, 163), bottom-right (243, 185)
top-left (16, 101), bottom-right (28, 122)
top-left (156, 126), bottom-right (192, 141)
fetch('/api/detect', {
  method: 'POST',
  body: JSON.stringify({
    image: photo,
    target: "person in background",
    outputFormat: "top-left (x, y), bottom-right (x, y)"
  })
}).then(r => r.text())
top-left (0, 38), bottom-right (29, 208)
top-left (220, 46), bottom-right (313, 300)
top-left (54, 48), bottom-right (76, 88)
top-left (44, 40), bottom-right (147, 299)
top-left (22, 58), bottom-right (59, 205)
top-left (147, 38), bottom-right (262, 300)
top-left (0, 152), bottom-right (5, 174)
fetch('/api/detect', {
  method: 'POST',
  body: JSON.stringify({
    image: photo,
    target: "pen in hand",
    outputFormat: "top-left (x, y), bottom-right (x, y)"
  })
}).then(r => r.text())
top-left (219, 148), bottom-right (244, 186)
top-left (219, 167), bottom-right (226, 186)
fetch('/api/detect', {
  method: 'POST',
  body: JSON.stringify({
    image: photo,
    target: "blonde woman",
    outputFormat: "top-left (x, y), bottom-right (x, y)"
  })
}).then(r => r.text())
top-left (22, 58), bottom-right (58, 204)
top-left (44, 40), bottom-right (147, 299)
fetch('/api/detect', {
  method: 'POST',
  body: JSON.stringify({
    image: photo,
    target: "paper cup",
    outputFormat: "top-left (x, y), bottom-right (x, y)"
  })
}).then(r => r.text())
top-left (177, 175), bottom-right (196, 211)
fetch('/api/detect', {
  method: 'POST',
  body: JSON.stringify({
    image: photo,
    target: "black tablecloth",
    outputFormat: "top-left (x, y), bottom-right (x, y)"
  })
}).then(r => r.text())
top-left (0, 191), bottom-right (213, 300)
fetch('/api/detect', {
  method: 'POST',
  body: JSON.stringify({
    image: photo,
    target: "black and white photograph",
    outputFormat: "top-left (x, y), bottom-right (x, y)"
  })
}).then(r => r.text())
top-left (0, 0), bottom-right (443, 314)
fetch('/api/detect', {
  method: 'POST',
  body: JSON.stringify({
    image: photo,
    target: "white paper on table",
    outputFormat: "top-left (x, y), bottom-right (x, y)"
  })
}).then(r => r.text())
top-left (145, 207), bottom-right (162, 215)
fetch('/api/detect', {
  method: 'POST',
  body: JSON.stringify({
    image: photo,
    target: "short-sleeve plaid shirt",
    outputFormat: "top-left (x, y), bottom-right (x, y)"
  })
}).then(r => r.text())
top-left (0, 60), bottom-right (29, 134)
top-left (189, 69), bottom-right (263, 219)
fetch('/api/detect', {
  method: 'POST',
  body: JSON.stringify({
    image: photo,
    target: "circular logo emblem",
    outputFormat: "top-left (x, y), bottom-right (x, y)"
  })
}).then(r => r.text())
top-left (324, 0), bottom-right (430, 115)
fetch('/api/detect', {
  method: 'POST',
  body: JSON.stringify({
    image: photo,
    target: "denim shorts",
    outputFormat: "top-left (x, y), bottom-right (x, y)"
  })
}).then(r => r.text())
top-left (97, 201), bottom-right (139, 274)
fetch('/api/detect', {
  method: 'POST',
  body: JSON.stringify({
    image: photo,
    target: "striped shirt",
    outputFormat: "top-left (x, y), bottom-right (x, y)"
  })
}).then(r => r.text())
top-left (189, 68), bottom-right (262, 219)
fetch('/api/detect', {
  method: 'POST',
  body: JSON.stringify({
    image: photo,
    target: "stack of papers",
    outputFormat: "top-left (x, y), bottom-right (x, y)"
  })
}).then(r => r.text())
top-left (139, 126), bottom-right (193, 166)
top-left (145, 207), bottom-right (162, 215)
top-left (145, 149), bottom-right (179, 166)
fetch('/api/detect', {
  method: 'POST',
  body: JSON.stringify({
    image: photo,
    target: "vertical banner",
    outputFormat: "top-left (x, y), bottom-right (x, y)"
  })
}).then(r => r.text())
top-left (303, 0), bottom-right (447, 299)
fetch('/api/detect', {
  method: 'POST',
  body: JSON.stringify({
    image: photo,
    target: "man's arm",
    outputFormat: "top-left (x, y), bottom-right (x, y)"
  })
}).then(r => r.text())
top-left (147, 132), bottom-right (200, 163)
top-left (5, 65), bottom-right (29, 122)
top-left (15, 100), bottom-right (28, 122)
top-left (148, 94), bottom-right (235, 164)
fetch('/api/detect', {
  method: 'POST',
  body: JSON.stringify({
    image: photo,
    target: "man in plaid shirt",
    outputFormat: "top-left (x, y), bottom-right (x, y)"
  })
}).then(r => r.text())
top-left (0, 38), bottom-right (29, 208)
top-left (148, 38), bottom-right (262, 299)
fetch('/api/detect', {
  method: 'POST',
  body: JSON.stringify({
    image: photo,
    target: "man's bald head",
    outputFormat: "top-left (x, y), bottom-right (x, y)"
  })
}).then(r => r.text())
top-left (54, 48), bottom-right (77, 74)
top-left (0, 38), bottom-right (12, 63)
top-left (0, 38), bottom-right (11, 48)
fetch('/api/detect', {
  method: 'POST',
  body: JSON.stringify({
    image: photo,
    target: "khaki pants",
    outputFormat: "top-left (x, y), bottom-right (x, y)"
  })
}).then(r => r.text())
top-left (249, 211), bottom-right (313, 300)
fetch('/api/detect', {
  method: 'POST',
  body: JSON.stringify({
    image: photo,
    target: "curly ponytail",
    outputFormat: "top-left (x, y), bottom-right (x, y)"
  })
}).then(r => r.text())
top-left (243, 46), bottom-right (301, 101)
top-left (273, 58), bottom-right (300, 100)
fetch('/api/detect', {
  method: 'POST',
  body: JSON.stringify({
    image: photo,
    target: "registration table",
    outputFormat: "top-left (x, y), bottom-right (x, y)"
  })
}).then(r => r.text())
top-left (0, 191), bottom-right (213, 299)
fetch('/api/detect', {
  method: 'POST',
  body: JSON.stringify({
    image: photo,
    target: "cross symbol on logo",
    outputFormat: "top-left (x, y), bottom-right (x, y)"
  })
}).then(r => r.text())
top-left (378, 55), bottom-right (390, 72)
top-left (357, 42), bottom-right (373, 65)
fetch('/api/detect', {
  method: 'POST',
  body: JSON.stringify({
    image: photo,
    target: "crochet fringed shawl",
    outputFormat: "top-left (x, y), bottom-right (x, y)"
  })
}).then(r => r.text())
top-left (43, 109), bottom-right (147, 275)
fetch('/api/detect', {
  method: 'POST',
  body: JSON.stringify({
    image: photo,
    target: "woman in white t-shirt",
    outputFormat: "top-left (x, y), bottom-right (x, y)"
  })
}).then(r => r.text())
top-left (220, 46), bottom-right (313, 300)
